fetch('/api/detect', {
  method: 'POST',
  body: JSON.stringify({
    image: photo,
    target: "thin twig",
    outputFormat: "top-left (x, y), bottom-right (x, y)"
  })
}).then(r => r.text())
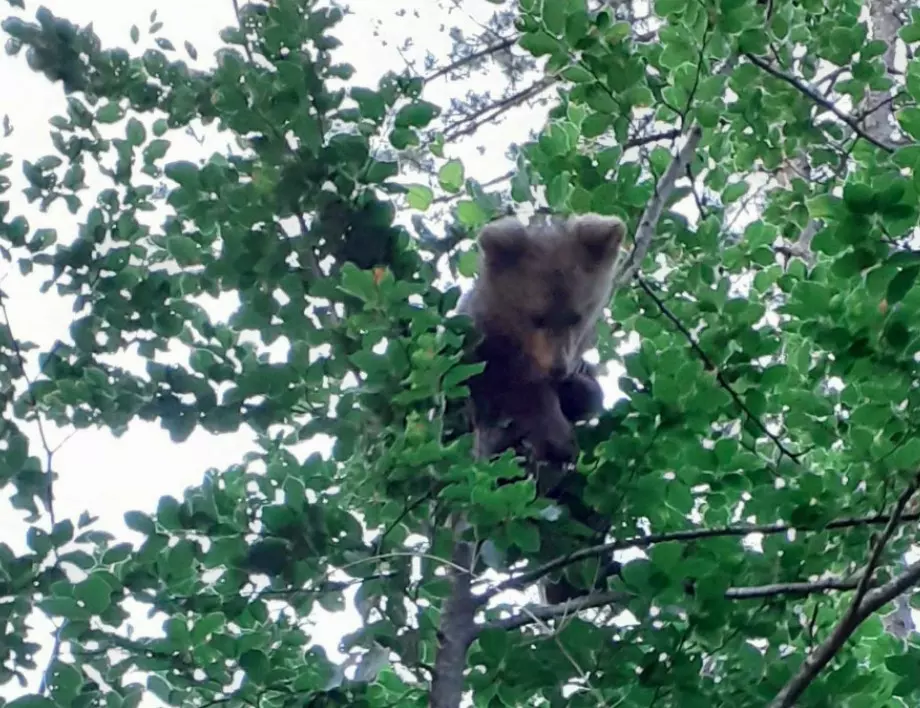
top-left (481, 591), bottom-right (630, 632)
top-left (0, 291), bottom-right (58, 524)
top-left (443, 79), bottom-right (555, 142)
top-left (724, 577), bottom-right (865, 600)
top-left (425, 37), bottom-right (516, 84)
top-left (744, 53), bottom-right (895, 153)
top-left (230, 0), bottom-right (256, 65)
top-left (636, 276), bottom-right (803, 462)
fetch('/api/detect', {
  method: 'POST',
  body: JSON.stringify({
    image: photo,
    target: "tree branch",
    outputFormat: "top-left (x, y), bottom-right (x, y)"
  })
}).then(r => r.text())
top-left (480, 591), bottom-right (630, 633)
top-left (767, 477), bottom-right (920, 708)
top-left (613, 123), bottom-right (703, 286)
top-left (612, 57), bottom-right (737, 286)
top-left (767, 560), bottom-right (920, 708)
top-left (430, 524), bottom-right (477, 708)
top-left (477, 509), bottom-right (920, 602)
top-left (636, 276), bottom-right (803, 463)
top-left (724, 577), bottom-right (864, 600)
top-left (744, 53), bottom-right (895, 153)
top-left (443, 78), bottom-right (555, 142)
top-left (847, 474), bottom-right (920, 612)
top-left (478, 575), bottom-right (871, 634)
top-left (425, 37), bottom-right (517, 84)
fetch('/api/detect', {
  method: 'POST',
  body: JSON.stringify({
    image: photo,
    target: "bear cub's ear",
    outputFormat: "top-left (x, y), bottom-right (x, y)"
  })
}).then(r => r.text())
top-left (569, 214), bottom-right (626, 265)
top-left (478, 217), bottom-right (532, 270)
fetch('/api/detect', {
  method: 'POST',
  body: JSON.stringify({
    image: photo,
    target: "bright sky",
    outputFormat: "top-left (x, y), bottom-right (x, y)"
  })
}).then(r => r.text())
top-left (0, 0), bottom-right (561, 701)
top-left (2, 0), bottom-right (917, 703)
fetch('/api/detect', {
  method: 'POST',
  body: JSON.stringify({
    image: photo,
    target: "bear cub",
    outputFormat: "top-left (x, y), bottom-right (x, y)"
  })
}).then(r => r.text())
top-left (458, 212), bottom-right (626, 465)
top-left (457, 213), bottom-right (626, 604)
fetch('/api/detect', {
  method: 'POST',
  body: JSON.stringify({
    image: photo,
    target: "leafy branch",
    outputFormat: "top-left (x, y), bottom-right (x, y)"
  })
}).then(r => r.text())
top-left (636, 276), bottom-right (804, 463)
top-left (477, 508), bottom-right (920, 602)
top-left (744, 52), bottom-right (896, 153)
top-left (478, 575), bottom-right (885, 634)
top-left (767, 475), bottom-right (920, 708)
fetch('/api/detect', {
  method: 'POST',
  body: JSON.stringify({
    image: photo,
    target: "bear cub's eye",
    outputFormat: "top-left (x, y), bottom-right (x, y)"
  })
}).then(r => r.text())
top-left (531, 312), bottom-right (582, 330)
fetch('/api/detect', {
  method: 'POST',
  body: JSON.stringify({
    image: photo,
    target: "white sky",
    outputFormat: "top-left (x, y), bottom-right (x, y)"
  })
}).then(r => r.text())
top-left (1, 0), bottom-right (916, 703)
top-left (0, 0), bottom-right (562, 702)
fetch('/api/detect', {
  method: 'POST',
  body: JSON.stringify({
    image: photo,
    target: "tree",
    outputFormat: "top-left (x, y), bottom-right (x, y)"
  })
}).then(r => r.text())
top-left (2, 0), bottom-right (920, 706)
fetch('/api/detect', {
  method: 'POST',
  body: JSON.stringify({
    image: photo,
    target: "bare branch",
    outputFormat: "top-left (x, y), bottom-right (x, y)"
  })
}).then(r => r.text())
top-left (425, 37), bottom-right (517, 84)
top-left (725, 577), bottom-right (864, 600)
top-left (481, 591), bottom-right (630, 633)
top-left (613, 124), bottom-right (703, 286)
top-left (744, 53), bottom-right (895, 153)
top-left (443, 78), bottom-right (555, 142)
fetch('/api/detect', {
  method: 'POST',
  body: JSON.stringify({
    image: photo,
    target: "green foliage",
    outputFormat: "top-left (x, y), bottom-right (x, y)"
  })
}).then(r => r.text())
top-left (1, 0), bottom-right (919, 706)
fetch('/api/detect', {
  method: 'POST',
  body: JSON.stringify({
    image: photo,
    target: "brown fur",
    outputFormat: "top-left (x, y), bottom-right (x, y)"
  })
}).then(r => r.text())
top-left (455, 213), bottom-right (626, 605)
top-left (458, 213), bottom-right (625, 381)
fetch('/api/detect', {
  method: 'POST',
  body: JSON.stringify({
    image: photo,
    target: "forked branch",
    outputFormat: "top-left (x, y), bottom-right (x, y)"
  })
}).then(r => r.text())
top-left (767, 476), bottom-right (920, 708)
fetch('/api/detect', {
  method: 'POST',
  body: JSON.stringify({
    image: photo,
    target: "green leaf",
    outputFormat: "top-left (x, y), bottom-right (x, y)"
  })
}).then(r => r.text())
top-left (240, 649), bottom-right (271, 683)
top-left (542, 0), bottom-right (566, 35)
top-left (843, 182), bottom-right (875, 213)
top-left (407, 184), bottom-right (433, 211)
top-left (519, 31), bottom-right (561, 57)
top-left (394, 100), bottom-right (441, 128)
top-left (166, 235), bottom-right (202, 266)
top-left (887, 266), bottom-right (920, 305)
top-left (456, 200), bottom-right (488, 227)
top-left (95, 103), bottom-right (124, 124)
top-left (722, 181), bottom-right (749, 204)
top-left (897, 107), bottom-right (920, 140)
top-left (438, 159), bottom-right (464, 193)
top-left (126, 118), bottom-right (146, 146)
top-left (75, 574), bottom-right (112, 615)
top-left (351, 87), bottom-right (386, 122)
top-left (655, 0), bottom-right (689, 16)
top-left (364, 159), bottom-right (399, 184)
top-left (124, 511), bottom-right (156, 535)
top-left (561, 65), bottom-right (594, 83)
top-left (164, 160), bottom-right (200, 188)
top-left (458, 250), bottom-right (478, 278)
top-left (338, 262), bottom-right (378, 302)
top-left (900, 22), bottom-right (920, 44)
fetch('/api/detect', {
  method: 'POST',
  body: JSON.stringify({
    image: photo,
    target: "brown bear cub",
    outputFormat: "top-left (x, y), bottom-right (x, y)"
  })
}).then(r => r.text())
top-left (458, 213), bottom-right (625, 462)
top-left (457, 213), bottom-right (625, 604)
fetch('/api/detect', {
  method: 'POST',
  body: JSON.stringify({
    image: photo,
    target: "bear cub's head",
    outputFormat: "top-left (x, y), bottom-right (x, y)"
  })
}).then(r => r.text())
top-left (470, 213), bottom-right (626, 381)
